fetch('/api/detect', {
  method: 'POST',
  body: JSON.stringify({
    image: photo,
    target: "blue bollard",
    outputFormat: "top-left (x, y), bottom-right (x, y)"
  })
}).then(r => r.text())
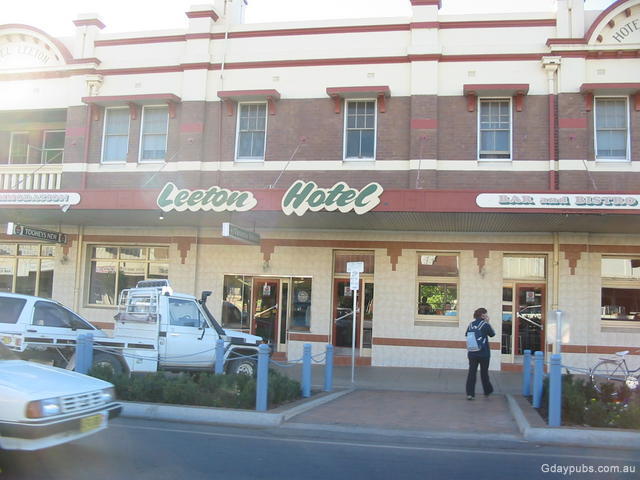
top-left (522, 350), bottom-right (532, 396)
top-left (548, 353), bottom-right (562, 427)
top-left (85, 333), bottom-right (93, 372)
top-left (324, 344), bottom-right (334, 392)
top-left (302, 343), bottom-right (311, 398)
top-left (75, 334), bottom-right (86, 374)
top-left (76, 333), bottom-right (94, 375)
top-left (214, 339), bottom-right (224, 375)
top-left (256, 344), bottom-right (269, 412)
top-left (532, 351), bottom-right (544, 409)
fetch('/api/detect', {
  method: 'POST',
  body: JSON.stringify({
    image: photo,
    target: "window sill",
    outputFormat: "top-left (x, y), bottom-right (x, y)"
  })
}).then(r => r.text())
top-left (235, 158), bottom-right (265, 163)
top-left (289, 327), bottom-right (311, 333)
top-left (343, 158), bottom-right (376, 163)
top-left (601, 320), bottom-right (640, 333)
top-left (415, 318), bottom-right (459, 327)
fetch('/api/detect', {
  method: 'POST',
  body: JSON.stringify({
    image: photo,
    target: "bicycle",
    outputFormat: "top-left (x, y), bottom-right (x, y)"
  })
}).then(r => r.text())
top-left (590, 349), bottom-right (640, 397)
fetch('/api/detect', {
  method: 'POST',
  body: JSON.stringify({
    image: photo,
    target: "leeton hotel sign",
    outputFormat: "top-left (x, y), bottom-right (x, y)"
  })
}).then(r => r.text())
top-left (157, 181), bottom-right (384, 216)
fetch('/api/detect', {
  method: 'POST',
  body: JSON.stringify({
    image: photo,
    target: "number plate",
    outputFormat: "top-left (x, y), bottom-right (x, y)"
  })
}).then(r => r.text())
top-left (80, 413), bottom-right (105, 433)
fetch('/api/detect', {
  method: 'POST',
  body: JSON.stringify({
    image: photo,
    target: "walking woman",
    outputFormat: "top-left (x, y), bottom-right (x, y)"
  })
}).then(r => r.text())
top-left (465, 307), bottom-right (496, 400)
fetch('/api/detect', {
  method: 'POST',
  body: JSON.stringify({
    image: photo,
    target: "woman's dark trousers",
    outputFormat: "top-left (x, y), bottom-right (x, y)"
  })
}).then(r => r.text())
top-left (466, 356), bottom-right (493, 397)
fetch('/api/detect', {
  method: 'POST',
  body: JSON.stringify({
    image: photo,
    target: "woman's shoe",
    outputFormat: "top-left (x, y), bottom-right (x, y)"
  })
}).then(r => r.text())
top-left (467, 395), bottom-right (474, 400)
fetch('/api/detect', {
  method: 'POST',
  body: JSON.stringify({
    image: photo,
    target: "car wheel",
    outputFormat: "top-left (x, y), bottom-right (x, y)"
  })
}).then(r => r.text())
top-left (228, 358), bottom-right (257, 376)
top-left (91, 353), bottom-right (124, 376)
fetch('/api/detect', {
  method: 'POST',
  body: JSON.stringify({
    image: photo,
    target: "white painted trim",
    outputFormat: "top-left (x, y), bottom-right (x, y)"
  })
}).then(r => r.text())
top-left (343, 98), bottom-right (377, 162)
top-left (235, 102), bottom-right (268, 162)
top-left (477, 97), bottom-right (512, 162)
top-left (138, 105), bottom-right (169, 164)
top-left (593, 96), bottom-right (631, 163)
top-left (60, 159), bottom-right (568, 173)
top-left (101, 106), bottom-right (130, 164)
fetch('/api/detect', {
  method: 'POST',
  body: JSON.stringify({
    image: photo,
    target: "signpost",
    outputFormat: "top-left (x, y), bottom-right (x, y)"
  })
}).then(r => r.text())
top-left (346, 261), bottom-right (364, 383)
top-left (6, 222), bottom-right (67, 244)
top-left (221, 222), bottom-right (261, 245)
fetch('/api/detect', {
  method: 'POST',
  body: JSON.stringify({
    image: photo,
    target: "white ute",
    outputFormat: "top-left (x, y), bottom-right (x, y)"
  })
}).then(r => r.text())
top-left (0, 343), bottom-right (121, 451)
top-left (0, 281), bottom-right (264, 376)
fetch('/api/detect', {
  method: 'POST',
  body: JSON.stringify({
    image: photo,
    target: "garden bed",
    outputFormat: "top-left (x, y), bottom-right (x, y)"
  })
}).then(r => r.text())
top-left (90, 366), bottom-right (302, 410)
top-left (532, 374), bottom-right (640, 429)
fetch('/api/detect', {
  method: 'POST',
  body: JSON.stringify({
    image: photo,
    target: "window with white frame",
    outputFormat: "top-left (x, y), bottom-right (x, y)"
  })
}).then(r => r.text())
top-left (9, 132), bottom-right (29, 164)
top-left (416, 254), bottom-right (459, 321)
top-left (478, 98), bottom-right (511, 160)
top-left (101, 107), bottom-right (130, 163)
top-left (236, 103), bottom-right (267, 160)
top-left (88, 246), bottom-right (169, 306)
top-left (601, 257), bottom-right (640, 322)
top-left (42, 130), bottom-right (65, 164)
top-left (140, 106), bottom-right (169, 162)
top-left (344, 99), bottom-right (376, 160)
top-left (595, 97), bottom-right (629, 161)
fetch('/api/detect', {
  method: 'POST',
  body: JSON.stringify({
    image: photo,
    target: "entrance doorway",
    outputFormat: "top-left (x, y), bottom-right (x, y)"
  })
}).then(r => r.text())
top-left (503, 284), bottom-right (545, 358)
top-left (514, 285), bottom-right (545, 355)
top-left (251, 278), bottom-right (279, 345)
top-left (333, 278), bottom-right (360, 349)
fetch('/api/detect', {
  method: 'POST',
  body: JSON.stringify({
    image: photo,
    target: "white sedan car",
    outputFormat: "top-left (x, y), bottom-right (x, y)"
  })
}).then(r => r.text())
top-left (0, 343), bottom-right (121, 451)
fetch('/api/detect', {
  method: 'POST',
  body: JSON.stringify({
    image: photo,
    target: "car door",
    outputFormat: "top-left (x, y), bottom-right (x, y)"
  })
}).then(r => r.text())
top-left (160, 297), bottom-right (219, 368)
top-left (30, 301), bottom-right (98, 340)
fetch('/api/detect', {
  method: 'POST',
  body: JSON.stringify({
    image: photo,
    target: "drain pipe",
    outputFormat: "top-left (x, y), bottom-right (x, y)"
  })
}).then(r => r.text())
top-left (542, 57), bottom-right (561, 190)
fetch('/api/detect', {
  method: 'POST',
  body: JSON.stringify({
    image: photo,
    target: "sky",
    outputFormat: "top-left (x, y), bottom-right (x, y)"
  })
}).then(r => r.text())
top-left (2, 0), bottom-right (618, 37)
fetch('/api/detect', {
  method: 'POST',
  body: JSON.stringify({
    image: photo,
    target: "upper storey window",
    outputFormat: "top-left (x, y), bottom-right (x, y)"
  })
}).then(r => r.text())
top-left (9, 132), bottom-right (29, 164)
top-left (42, 130), bottom-right (65, 164)
top-left (236, 103), bottom-right (267, 161)
top-left (344, 99), bottom-right (376, 160)
top-left (595, 97), bottom-right (629, 161)
top-left (140, 106), bottom-right (168, 162)
top-left (478, 98), bottom-right (511, 160)
top-left (102, 107), bottom-right (130, 164)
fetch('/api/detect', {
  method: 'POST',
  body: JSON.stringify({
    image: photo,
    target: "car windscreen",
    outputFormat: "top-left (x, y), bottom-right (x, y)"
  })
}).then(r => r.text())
top-left (0, 297), bottom-right (27, 324)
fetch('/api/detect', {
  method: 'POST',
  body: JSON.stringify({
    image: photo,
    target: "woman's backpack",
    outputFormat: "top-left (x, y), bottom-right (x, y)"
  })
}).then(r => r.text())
top-left (466, 320), bottom-right (486, 352)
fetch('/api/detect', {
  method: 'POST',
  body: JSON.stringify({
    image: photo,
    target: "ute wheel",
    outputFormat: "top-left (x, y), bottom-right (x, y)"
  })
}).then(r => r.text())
top-left (227, 358), bottom-right (257, 376)
top-left (92, 353), bottom-right (124, 376)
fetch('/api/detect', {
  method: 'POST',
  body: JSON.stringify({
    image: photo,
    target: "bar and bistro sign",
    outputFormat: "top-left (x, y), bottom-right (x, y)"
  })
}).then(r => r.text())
top-left (157, 181), bottom-right (383, 216)
top-left (476, 193), bottom-right (640, 209)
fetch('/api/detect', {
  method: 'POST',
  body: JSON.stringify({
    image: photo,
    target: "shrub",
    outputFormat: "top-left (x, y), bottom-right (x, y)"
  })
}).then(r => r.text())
top-left (89, 367), bottom-right (301, 410)
top-left (535, 373), bottom-right (640, 429)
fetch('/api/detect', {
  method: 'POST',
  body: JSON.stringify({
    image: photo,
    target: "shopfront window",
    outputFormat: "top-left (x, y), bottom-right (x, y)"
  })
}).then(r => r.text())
top-left (222, 275), bottom-right (252, 330)
top-left (88, 246), bottom-right (168, 306)
top-left (416, 254), bottom-right (458, 320)
top-left (0, 243), bottom-right (55, 298)
top-left (601, 257), bottom-right (640, 322)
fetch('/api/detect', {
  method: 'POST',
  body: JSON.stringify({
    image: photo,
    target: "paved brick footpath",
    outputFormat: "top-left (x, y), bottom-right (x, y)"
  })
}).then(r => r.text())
top-left (288, 390), bottom-right (519, 434)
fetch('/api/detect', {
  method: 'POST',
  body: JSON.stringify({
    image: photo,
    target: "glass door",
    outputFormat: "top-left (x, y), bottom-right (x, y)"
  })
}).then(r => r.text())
top-left (514, 284), bottom-right (545, 355)
top-left (333, 278), bottom-right (361, 349)
top-left (251, 278), bottom-right (280, 347)
top-left (361, 282), bottom-right (374, 355)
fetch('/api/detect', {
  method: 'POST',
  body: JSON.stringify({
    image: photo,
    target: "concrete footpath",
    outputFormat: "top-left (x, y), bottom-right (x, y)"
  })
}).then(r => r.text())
top-left (120, 365), bottom-right (640, 450)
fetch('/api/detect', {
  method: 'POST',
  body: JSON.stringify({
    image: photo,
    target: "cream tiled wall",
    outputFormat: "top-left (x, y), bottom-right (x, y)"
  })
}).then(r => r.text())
top-left (45, 229), bottom-right (640, 371)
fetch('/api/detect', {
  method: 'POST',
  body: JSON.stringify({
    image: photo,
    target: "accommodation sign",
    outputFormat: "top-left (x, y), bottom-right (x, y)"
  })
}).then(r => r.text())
top-left (157, 182), bottom-right (257, 212)
top-left (281, 181), bottom-right (383, 216)
top-left (476, 193), bottom-right (640, 210)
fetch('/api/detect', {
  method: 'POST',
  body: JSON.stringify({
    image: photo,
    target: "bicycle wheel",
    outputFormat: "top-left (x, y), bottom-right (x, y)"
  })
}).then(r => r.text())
top-left (590, 359), bottom-right (626, 396)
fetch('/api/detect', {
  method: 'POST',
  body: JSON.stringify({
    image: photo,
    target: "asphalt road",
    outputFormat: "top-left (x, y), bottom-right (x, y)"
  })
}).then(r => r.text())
top-left (1, 418), bottom-right (639, 480)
